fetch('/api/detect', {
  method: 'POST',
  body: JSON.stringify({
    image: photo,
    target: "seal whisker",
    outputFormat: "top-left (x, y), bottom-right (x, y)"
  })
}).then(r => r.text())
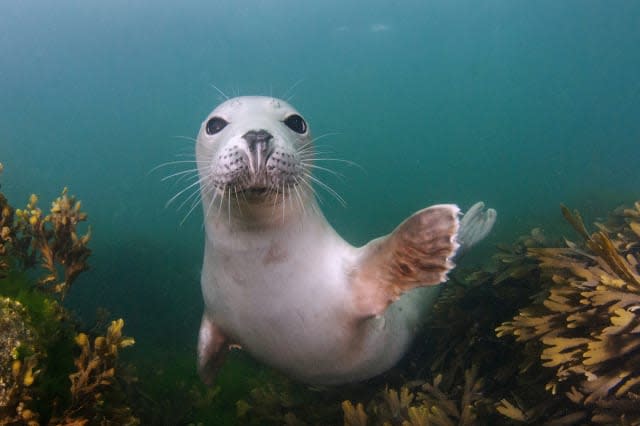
top-left (298, 163), bottom-right (345, 180)
top-left (180, 193), bottom-right (203, 225)
top-left (282, 78), bottom-right (305, 102)
top-left (214, 186), bottom-right (225, 220)
top-left (166, 177), bottom-right (207, 208)
top-left (293, 180), bottom-right (306, 217)
top-left (149, 159), bottom-right (205, 175)
top-left (270, 183), bottom-right (281, 219)
top-left (303, 172), bottom-right (347, 207)
top-left (238, 188), bottom-right (249, 205)
top-left (160, 168), bottom-right (200, 182)
top-left (298, 156), bottom-right (364, 176)
top-left (281, 181), bottom-right (286, 224)
top-left (183, 188), bottom-right (207, 222)
top-left (209, 185), bottom-right (226, 221)
top-left (178, 181), bottom-right (207, 211)
top-left (179, 180), bottom-right (214, 225)
top-left (233, 188), bottom-right (244, 216)
top-left (172, 135), bottom-right (199, 144)
top-left (164, 174), bottom-right (209, 208)
top-left (297, 132), bottom-right (341, 151)
top-left (296, 177), bottom-right (321, 205)
top-left (311, 132), bottom-right (342, 143)
top-left (173, 153), bottom-right (199, 158)
top-left (209, 83), bottom-right (230, 101)
top-left (227, 188), bottom-right (232, 225)
top-left (172, 172), bottom-right (201, 188)
top-left (301, 157), bottom-right (362, 168)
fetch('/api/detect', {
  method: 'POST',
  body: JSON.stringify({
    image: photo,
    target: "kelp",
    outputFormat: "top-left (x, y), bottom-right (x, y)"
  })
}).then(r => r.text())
top-left (50, 319), bottom-right (138, 426)
top-left (234, 369), bottom-right (351, 426)
top-left (342, 366), bottom-right (487, 426)
top-left (497, 202), bottom-right (640, 424)
top-left (9, 160), bottom-right (640, 424)
top-left (236, 200), bottom-right (640, 425)
top-left (465, 227), bottom-right (547, 287)
top-left (0, 297), bottom-right (40, 425)
top-left (225, 227), bottom-right (562, 425)
top-left (1, 189), bottom-right (91, 299)
top-left (0, 163), bottom-right (138, 425)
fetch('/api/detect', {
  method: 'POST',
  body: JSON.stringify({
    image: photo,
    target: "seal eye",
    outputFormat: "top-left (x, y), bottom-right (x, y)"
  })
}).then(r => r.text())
top-left (206, 117), bottom-right (228, 135)
top-left (284, 114), bottom-right (307, 134)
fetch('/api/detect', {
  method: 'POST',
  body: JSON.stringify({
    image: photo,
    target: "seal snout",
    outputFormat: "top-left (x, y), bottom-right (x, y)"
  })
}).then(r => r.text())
top-left (242, 129), bottom-right (274, 178)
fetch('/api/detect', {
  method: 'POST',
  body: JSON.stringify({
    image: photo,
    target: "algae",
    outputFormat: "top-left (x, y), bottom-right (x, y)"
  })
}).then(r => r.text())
top-left (0, 163), bottom-right (138, 425)
top-left (229, 200), bottom-right (640, 425)
top-left (6, 159), bottom-right (640, 425)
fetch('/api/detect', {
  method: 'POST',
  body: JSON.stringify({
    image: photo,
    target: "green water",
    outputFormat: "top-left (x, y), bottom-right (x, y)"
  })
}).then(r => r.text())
top-left (1, 0), bottom-right (639, 422)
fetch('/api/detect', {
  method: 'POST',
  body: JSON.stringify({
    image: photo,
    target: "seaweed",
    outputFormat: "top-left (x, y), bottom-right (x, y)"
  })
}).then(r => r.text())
top-left (7, 159), bottom-right (640, 424)
top-left (6, 189), bottom-right (91, 299)
top-left (234, 366), bottom-right (346, 426)
top-left (0, 297), bottom-right (41, 425)
top-left (496, 202), bottom-right (640, 424)
top-left (50, 319), bottom-right (138, 425)
top-left (241, 200), bottom-right (640, 425)
top-left (0, 163), bottom-right (138, 425)
top-left (341, 366), bottom-right (487, 426)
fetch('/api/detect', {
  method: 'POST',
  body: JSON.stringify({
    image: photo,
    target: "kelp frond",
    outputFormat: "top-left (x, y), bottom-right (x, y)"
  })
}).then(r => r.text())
top-left (1, 187), bottom-right (91, 299)
top-left (342, 365), bottom-right (486, 426)
top-left (497, 202), bottom-right (640, 424)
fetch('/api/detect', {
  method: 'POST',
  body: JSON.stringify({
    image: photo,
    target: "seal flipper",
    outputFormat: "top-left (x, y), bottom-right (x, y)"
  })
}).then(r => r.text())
top-left (351, 204), bottom-right (460, 317)
top-left (457, 201), bottom-right (497, 256)
top-left (197, 314), bottom-right (229, 385)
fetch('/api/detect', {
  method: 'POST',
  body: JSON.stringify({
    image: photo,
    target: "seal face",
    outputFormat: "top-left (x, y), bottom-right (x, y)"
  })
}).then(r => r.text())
top-left (196, 97), bottom-right (311, 209)
top-left (195, 96), bottom-right (496, 385)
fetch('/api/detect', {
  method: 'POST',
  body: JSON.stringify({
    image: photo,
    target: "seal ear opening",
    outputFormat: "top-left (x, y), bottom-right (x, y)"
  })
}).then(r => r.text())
top-left (350, 204), bottom-right (460, 317)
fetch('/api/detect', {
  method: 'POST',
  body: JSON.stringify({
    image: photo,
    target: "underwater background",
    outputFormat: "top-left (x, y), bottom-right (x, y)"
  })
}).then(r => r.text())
top-left (1, 0), bottom-right (640, 424)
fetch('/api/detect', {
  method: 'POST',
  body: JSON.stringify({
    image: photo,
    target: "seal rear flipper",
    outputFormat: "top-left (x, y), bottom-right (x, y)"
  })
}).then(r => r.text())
top-left (197, 314), bottom-right (230, 385)
top-left (351, 204), bottom-right (460, 317)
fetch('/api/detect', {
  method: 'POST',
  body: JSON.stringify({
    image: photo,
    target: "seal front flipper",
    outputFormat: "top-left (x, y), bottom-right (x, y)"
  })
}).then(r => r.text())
top-left (351, 204), bottom-right (460, 317)
top-left (197, 314), bottom-right (231, 385)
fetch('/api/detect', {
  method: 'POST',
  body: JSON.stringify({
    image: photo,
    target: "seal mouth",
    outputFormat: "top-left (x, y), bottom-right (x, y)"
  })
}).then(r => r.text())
top-left (241, 187), bottom-right (269, 196)
top-left (208, 145), bottom-right (303, 202)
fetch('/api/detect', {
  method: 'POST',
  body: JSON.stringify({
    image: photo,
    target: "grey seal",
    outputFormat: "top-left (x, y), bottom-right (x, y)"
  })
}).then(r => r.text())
top-left (194, 96), bottom-right (496, 385)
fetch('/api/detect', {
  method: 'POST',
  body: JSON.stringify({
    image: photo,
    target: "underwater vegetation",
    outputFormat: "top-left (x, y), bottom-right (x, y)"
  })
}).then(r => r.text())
top-left (495, 203), bottom-right (640, 424)
top-left (1, 185), bottom-right (91, 298)
top-left (4, 157), bottom-right (640, 425)
top-left (0, 163), bottom-right (138, 425)
top-left (228, 199), bottom-right (640, 425)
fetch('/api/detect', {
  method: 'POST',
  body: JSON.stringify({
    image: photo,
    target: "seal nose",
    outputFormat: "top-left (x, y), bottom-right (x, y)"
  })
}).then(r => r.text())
top-left (242, 130), bottom-right (273, 177)
top-left (242, 130), bottom-right (273, 152)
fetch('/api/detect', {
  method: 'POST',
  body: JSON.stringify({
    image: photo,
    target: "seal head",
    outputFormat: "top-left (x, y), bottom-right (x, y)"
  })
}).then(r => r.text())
top-left (196, 97), bottom-right (311, 214)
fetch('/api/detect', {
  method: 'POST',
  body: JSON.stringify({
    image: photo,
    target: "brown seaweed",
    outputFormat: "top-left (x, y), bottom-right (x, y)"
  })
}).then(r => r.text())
top-left (0, 297), bottom-right (40, 426)
top-left (52, 319), bottom-right (138, 425)
top-left (1, 186), bottom-right (91, 299)
top-left (497, 202), bottom-right (640, 424)
top-left (341, 365), bottom-right (487, 426)
top-left (1, 166), bottom-right (138, 425)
